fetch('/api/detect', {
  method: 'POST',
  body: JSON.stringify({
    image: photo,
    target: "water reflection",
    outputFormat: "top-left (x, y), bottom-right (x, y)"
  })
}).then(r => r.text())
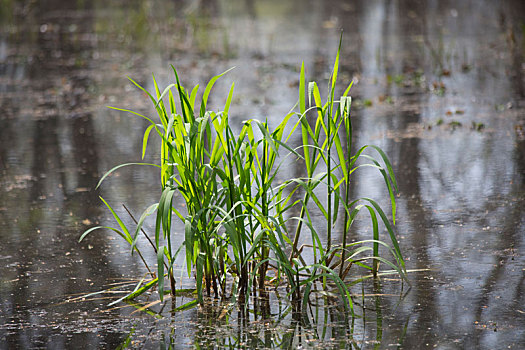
top-left (113, 290), bottom-right (397, 349)
top-left (1, 1), bottom-right (138, 348)
top-left (1, 0), bottom-right (524, 348)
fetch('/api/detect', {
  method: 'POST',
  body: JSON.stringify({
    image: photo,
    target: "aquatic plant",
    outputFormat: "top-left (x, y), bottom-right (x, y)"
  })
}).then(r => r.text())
top-left (80, 40), bottom-right (408, 314)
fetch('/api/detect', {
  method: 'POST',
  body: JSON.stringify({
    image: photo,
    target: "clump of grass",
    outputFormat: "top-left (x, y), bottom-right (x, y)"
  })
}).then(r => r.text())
top-left (80, 38), bottom-right (408, 314)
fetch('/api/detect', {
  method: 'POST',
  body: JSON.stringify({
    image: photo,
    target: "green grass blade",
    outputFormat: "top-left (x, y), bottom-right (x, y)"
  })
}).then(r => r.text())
top-left (157, 247), bottom-right (165, 301)
top-left (106, 277), bottom-right (159, 306)
top-left (365, 205), bottom-right (380, 275)
top-left (362, 198), bottom-right (406, 272)
top-left (184, 218), bottom-right (193, 277)
top-left (80, 225), bottom-right (131, 245)
top-left (99, 197), bottom-right (132, 243)
top-left (142, 124), bottom-right (156, 159)
top-left (368, 145), bottom-right (398, 191)
top-left (96, 162), bottom-right (160, 189)
top-left (79, 226), bottom-right (104, 242)
top-left (189, 84), bottom-right (199, 111)
top-left (224, 83), bottom-right (235, 114)
top-left (200, 67), bottom-right (235, 117)
top-left (154, 83), bottom-right (177, 108)
top-left (131, 203), bottom-right (158, 252)
top-left (174, 299), bottom-right (198, 312)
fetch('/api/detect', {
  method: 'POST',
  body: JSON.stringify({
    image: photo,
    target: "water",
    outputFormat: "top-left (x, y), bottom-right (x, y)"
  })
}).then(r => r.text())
top-left (1, 0), bottom-right (524, 348)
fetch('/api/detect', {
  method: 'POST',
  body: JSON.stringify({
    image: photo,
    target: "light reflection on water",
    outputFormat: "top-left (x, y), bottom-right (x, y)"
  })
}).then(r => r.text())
top-left (0, 0), bottom-right (523, 348)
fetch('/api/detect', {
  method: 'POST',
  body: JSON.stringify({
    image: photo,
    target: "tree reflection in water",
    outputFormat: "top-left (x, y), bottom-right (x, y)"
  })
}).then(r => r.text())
top-left (0, 0), bottom-right (524, 348)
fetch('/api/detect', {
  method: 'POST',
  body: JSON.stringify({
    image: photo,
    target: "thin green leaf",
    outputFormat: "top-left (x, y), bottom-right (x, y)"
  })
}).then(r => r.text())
top-left (96, 162), bottom-right (159, 189)
top-left (158, 247), bottom-right (165, 302)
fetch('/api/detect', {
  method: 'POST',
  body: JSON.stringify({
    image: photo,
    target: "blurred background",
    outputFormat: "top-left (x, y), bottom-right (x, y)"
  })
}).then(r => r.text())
top-left (0, 0), bottom-right (524, 348)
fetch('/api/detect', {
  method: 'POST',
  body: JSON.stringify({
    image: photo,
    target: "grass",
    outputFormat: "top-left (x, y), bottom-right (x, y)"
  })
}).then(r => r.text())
top-left (80, 39), bottom-right (408, 315)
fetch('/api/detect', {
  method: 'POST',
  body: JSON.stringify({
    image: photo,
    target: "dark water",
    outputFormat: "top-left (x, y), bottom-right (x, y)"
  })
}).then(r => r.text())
top-left (1, 0), bottom-right (524, 349)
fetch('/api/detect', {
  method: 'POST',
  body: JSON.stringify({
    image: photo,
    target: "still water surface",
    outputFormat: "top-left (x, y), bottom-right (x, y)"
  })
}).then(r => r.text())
top-left (1, 0), bottom-right (524, 348)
